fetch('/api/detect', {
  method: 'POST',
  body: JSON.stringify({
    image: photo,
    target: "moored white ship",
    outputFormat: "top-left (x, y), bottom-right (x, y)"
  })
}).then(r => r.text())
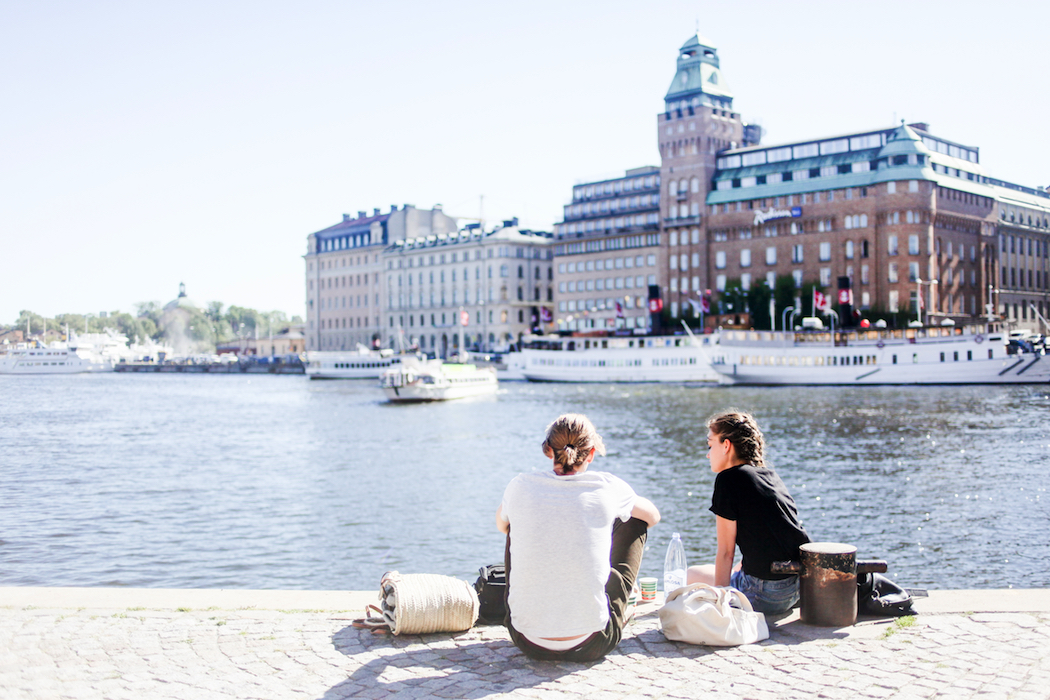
top-left (0, 343), bottom-right (112, 374)
top-left (380, 356), bottom-right (498, 402)
top-left (306, 346), bottom-right (405, 379)
top-left (709, 323), bottom-right (1049, 385)
top-left (520, 333), bottom-right (722, 383)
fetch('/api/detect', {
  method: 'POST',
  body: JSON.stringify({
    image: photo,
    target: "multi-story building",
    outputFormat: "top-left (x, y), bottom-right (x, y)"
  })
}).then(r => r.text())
top-left (995, 197), bottom-right (1050, 330)
top-left (551, 167), bottom-right (663, 331)
top-left (704, 123), bottom-right (1050, 330)
top-left (382, 219), bottom-right (553, 355)
top-left (304, 204), bottom-right (457, 351)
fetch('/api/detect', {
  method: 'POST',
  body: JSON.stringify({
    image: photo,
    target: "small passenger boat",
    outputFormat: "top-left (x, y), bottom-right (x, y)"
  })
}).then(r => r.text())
top-left (379, 356), bottom-right (498, 402)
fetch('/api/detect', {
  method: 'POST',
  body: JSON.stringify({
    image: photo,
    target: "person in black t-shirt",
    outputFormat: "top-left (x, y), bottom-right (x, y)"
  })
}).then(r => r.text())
top-left (686, 410), bottom-right (809, 614)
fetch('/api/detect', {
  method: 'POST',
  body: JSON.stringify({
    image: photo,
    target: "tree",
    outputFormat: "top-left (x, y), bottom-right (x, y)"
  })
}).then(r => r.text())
top-left (747, 281), bottom-right (773, 330)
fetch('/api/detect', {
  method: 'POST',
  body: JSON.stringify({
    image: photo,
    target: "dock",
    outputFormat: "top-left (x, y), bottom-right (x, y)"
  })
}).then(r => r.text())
top-left (114, 362), bottom-right (304, 374)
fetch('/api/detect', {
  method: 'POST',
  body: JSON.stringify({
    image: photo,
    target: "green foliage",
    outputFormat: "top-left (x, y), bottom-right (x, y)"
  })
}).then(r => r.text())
top-left (6, 299), bottom-right (298, 351)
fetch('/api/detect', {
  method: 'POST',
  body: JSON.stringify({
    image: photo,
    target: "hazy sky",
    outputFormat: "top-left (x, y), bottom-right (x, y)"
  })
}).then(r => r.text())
top-left (4, 0), bottom-right (1048, 321)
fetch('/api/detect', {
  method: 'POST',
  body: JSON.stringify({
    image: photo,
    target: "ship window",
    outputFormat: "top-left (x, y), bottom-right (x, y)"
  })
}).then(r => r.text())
top-left (939, 352), bottom-right (945, 362)
top-left (892, 354), bottom-right (897, 364)
top-left (913, 354), bottom-right (918, 363)
top-left (967, 350), bottom-right (972, 361)
top-left (988, 349), bottom-right (993, 359)
top-left (953, 351), bottom-right (959, 361)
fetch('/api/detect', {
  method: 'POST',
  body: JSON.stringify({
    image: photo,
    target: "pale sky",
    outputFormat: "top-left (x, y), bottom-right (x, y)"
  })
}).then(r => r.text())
top-left (3, 0), bottom-right (1048, 322)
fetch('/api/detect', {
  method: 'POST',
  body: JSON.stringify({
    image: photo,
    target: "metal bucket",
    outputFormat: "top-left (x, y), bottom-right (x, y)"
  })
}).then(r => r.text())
top-left (799, 542), bottom-right (857, 627)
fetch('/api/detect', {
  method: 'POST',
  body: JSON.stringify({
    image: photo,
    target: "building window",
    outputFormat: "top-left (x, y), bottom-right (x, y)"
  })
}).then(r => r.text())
top-left (908, 235), bottom-right (920, 255)
top-left (740, 249), bottom-right (751, 268)
top-left (888, 235), bottom-right (899, 256)
top-left (792, 244), bottom-right (804, 263)
top-left (889, 290), bottom-right (899, 312)
top-left (845, 241), bottom-right (854, 259)
top-left (715, 251), bottom-right (726, 269)
top-left (716, 275), bottom-right (727, 291)
top-left (741, 273), bottom-right (751, 291)
top-left (908, 262), bottom-right (920, 282)
top-left (820, 268), bottom-right (831, 286)
top-left (792, 270), bottom-right (803, 288)
top-left (819, 242), bottom-right (831, 261)
top-left (889, 263), bottom-right (899, 283)
top-left (766, 247), bottom-right (777, 265)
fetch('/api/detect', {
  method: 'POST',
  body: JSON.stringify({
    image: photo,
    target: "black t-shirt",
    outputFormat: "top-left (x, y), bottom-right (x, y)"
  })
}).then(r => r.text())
top-left (710, 463), bottom-right (810, 580)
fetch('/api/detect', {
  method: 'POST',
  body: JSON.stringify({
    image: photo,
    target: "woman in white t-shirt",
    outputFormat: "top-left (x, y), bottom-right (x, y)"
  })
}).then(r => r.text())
top-left (496, 414), bottom-right (660, 661)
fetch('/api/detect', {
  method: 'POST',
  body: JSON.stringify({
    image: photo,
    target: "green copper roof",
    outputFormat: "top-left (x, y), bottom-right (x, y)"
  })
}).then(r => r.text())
top-left (665, 32), bottom-right (733, 105)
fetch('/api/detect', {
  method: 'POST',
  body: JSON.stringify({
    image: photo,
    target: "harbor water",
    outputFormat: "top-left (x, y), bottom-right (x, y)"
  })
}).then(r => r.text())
top-left (1, 373), bottom-right (1048, 590)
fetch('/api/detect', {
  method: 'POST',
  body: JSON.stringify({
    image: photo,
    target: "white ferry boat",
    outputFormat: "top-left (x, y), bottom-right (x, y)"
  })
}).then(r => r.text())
top-left (380, 356), bottom-right (498, 402)
top-left (520, 332), bottom-right (722, 383)
top-left (709, 324), bottom-right (1049, 385)
top-left (0, 343), bottom-right (112, 374)
top-left (305, 346), bottom-right (405, 379)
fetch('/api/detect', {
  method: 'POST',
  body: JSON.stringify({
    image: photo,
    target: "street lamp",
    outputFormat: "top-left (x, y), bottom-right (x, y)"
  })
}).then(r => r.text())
top-left (781, 306), bottom-right (795, 333)
top-left (916, 278), bottom-right (938, 326)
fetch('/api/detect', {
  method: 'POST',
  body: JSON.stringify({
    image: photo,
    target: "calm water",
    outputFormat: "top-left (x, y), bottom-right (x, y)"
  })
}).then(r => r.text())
top-left (1, 373), bottom-right (1048, 590)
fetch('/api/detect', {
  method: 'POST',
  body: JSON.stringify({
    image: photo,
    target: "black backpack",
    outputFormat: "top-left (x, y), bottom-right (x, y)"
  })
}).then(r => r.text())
top-left (473, 564), bottom-right (507, 626)
top-left (858, 572), bottom-right (927, 616)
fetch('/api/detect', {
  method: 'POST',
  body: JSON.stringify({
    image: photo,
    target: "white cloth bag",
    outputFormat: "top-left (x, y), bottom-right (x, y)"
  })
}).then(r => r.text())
top-left (658, 583), bottom-right (770, 646)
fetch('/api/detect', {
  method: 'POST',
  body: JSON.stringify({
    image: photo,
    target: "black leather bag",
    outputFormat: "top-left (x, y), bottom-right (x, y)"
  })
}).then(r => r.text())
top-left (473, 564), bottom-right (507, 626)
top-left (858, 572), bottom-right (926, 616)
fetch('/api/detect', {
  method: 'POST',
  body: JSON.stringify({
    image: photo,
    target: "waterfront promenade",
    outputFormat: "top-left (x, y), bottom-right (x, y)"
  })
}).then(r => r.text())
top-left (2, 587), bottom-right (1048, 699)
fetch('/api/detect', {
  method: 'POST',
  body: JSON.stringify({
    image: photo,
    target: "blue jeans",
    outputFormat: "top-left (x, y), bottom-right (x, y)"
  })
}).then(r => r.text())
top-left (731, 569), bottom-right (800, 614)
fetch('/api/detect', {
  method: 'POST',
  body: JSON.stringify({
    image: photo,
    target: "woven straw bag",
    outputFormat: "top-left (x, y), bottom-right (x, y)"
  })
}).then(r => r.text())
top-left (355, 571), bottom-right (479, 635)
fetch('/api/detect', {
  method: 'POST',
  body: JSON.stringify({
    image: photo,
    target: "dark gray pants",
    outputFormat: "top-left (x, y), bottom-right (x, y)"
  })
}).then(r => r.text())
top-left (504, 517), bottom-right (648, 662)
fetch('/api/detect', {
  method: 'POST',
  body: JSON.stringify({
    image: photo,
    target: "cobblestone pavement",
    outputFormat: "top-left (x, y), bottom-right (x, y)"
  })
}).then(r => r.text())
top-left (2, 601), bottom-right (1049, 700)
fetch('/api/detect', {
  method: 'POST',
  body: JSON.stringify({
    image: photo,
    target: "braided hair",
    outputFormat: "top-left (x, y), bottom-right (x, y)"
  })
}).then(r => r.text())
top-left (707, 410), bottom-right (766, 468)
top-left (541, 413), bottom-right (607, 475)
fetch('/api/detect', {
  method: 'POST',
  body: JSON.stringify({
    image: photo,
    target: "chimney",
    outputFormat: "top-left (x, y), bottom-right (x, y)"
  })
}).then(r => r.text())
top-left (373, 208), bottom-right (380, 216)
top-left (357, 210), bottom-right (366, 219)
top-left (342, 214), bottom-right (350, 222)
top-left (503, 217), bottom-right (519, 228)
top-left (390, 204), bottom-right (398, 212)
top-left (433, 203), bottom-right (443, 211)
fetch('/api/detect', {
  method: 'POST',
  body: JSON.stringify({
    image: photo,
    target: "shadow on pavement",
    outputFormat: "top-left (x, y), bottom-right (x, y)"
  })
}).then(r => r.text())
top-left (324, 625), bottom-right (583, 699)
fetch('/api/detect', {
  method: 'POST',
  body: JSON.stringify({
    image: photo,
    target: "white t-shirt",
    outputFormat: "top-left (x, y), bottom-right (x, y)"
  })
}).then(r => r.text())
top-left (500, 470), bottom-right (636, 639)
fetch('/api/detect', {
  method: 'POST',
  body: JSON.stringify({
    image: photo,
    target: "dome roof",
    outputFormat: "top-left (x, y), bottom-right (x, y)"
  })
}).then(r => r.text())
top-left (163, 282), bottom-right (198, 313)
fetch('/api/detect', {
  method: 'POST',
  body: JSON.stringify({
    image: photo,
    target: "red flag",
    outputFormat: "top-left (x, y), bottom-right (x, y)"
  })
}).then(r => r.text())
top-left (700, 296), bottom-right (710, 313)
top-left (615, 302), bottom-right (624, 318)
top-left (813, 289), bottom-right (830, 313)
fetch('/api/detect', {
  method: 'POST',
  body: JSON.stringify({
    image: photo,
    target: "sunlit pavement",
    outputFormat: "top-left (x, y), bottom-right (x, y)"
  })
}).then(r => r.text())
top-left (2, 588), bottom-right (1049, 699)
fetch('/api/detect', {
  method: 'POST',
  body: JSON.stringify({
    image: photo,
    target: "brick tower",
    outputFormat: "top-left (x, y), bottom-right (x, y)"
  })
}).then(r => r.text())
top-left (658, 33), bottom-right (760, 318)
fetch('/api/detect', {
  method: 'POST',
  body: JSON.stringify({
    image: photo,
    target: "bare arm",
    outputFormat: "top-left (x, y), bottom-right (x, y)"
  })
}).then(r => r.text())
top-left (495, 504), bottom-right (509, 534)
top-left (630, 496), bottom-right (661, 528)
top-left (714, 515), bottom-right (737, 587)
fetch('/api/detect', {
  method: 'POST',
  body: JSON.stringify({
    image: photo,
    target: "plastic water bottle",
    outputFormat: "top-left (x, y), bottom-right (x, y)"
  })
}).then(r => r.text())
top-left (664, 532), bottom-right (687, 595)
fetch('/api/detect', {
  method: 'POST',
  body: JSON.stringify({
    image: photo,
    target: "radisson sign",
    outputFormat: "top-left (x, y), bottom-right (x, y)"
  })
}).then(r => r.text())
top-left (753, 206), bottom-right (802, 226)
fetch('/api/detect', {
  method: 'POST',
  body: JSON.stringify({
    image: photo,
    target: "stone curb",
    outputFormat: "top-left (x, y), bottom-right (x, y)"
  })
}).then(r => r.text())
top-left (3, 586), bottom-right (1050, 613)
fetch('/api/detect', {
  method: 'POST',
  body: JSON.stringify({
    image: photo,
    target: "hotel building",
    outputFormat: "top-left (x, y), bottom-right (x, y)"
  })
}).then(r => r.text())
top-left (704, 123), bottom-right (1050, 328)
top-left (382, 219), bottom-right (553, 355)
